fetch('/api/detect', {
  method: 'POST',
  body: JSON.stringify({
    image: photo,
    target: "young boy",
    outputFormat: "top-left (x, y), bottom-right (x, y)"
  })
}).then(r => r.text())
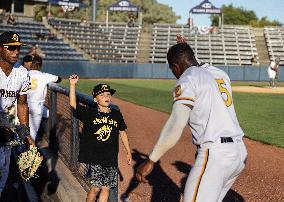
top-left (69, 74), bottom-right (132, 202)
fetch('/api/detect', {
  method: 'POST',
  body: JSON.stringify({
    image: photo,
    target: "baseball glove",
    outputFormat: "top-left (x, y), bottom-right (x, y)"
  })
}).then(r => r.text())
top-left (0, 126), bottom-right (43, 180)
top-left (17, 144), bottom-right (43, 181)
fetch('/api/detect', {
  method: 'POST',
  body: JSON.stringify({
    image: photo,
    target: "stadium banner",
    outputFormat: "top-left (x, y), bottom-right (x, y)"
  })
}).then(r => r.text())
top-left (107, 0), bottom-right (140, 12)
top-left (48, 0), bottom-right (87, 12)
top-left (190, 0), bottom-right (221, 14)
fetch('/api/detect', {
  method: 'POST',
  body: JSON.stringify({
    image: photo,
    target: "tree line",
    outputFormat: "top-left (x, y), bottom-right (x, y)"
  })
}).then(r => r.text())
top-left (34, 0), bottom-right (179, 24)
top-left (34, 1), bottom-right (282, 27)
top-left (211, 4), bottom-right (282, 27)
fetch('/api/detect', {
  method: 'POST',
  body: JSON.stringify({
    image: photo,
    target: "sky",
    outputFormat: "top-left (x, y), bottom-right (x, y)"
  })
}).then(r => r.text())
top-left (157, 0), bottom-right (284, 26)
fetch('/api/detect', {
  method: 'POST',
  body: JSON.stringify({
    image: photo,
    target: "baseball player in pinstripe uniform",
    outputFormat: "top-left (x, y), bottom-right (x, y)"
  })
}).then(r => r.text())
top-left (0, 31), bottom-right (35, 195)
top-left (267, 58), bottom-right (280, 88)
top-left (26, 55), bottom-right (61, 141)
top-left (136, 42), bottom-right (248, 202)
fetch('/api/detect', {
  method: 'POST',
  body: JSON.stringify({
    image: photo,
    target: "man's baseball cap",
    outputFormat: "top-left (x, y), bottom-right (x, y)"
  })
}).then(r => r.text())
top-left (0, 31), bottom-right (26, 46)
top-left (92, 84), bottom-right (116, 97)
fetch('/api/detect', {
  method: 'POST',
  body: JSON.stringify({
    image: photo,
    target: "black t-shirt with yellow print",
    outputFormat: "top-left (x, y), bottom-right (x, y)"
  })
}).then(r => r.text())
top-left (74, 103), bottom-right (127, 167)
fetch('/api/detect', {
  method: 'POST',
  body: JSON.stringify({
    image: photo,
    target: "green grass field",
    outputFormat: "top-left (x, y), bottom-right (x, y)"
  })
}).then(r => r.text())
top-left (230, 81), bottom-right (284, 87)
top-left (61, 79), bottom-right (284, 147)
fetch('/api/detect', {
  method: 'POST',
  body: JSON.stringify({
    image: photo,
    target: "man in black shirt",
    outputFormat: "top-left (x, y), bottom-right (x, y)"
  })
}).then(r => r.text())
top-left (69, 74), bottom-right (132, 202)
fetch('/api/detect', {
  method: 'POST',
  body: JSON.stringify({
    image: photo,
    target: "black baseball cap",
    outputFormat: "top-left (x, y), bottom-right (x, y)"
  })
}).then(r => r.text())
top-left (92, 84), bottom-right (116, 97)
top-left (0, 31), bottom-right (26, 46)
top-left (23, 55), bottom-right (33, 63)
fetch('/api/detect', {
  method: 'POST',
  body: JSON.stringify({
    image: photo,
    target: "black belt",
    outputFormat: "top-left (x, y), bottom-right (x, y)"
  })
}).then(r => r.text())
top-left (221, 137), bottom-right (233, 143)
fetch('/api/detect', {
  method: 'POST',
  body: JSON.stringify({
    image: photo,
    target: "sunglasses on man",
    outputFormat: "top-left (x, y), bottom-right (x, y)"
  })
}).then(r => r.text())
top-left (3, 45), bottom-right (21, 51)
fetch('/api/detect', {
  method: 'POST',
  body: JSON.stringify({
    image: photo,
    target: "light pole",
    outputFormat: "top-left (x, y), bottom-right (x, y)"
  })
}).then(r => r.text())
top-left (92, 0), bottom-right (97, 22)
top-left (11, 0), bottom-right (15, 13)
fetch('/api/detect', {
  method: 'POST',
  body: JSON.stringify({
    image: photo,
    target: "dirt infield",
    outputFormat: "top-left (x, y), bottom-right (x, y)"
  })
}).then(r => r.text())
top-left (232, 86), bottom-right (284, 94)
top-left (115, 92), bottom-right (284, 201)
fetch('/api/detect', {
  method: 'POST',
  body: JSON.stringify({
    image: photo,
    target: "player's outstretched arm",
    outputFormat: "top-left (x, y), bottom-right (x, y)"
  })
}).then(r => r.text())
top-left (136, 102), bottom-right (191, 183)
top-left (69, 74), bottom-right (78, 109)
top-left (149, 102), bottom-right (191, 162)
top-left (120, 130), bottom-right (132, 165)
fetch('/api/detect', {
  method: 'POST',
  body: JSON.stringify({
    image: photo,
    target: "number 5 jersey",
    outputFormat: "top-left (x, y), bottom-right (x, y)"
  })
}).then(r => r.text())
top-left (173, 63), bottom-right (244, 145)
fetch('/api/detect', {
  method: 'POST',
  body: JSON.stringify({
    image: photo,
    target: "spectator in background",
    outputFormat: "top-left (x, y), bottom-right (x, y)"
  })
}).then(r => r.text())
top-left (47, 11), bottom-right (52, 19)
top-left (190, 26), bottom-right (198, 35)
top-left (250, 55), bottom-right (259, 66)
top-left (209, 26), bottom-right (218, 34)
top-left (35, 29), bottom-right (46, 41)
top-left (80, 18), bottom-right (88, 26)
top-left (28, 44), bottom-right (46, 58)
top-left (22, 55), bottom-right (33, 70)
top-left (187, 17), bottom-right (193, 30)
top-left (127, 14), bottom-right (135, 27)
top-left (7, 13), bottom-right (16, 25)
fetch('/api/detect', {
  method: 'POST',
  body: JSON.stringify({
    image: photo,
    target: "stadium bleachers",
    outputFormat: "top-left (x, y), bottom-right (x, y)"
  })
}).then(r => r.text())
top-left (48, 18), bottom-right (141, 63)
top-left (264, 27), bottom-right (284, 65)
top-left (4, 17), bottom-right (278, 66)
top-left (0, 21), bottom-right (86, 61)
top-left (150, 24), bottom-right (258, 66)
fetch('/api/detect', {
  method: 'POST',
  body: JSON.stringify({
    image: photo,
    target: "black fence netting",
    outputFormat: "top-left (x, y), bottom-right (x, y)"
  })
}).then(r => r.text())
top-left (45, 83), bottom-right (92, 191)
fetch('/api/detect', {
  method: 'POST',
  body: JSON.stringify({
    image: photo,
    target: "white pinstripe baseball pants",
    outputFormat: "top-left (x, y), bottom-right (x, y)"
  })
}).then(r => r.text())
top-left (184, 137), bottom-right (247, 202)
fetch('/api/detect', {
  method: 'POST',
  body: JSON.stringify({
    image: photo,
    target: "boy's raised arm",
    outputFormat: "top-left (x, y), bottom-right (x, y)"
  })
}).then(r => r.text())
top-left (69, 74), bottom-right (79, 109)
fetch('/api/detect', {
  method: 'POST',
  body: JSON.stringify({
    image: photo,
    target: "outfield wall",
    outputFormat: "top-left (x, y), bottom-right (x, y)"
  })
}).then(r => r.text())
top-left (43, 61), bottom-right (284, 82)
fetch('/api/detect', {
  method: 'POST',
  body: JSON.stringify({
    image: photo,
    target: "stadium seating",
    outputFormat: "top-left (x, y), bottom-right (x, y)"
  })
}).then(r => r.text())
top-left (0, 21), bottom-right (86, 61)
top-left (264, 27), bottom-right (284, 65)
top-left (48, 18), bottom-right (141, 63)
top-left (150, 24), bottom-right (258, 66)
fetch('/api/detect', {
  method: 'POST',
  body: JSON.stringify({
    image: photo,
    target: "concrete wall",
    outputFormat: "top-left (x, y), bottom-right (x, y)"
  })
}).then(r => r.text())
top-left (42, 61), bottom-right (283, 81)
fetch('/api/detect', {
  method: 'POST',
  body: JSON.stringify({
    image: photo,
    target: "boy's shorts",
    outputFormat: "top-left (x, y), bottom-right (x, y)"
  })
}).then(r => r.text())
top-left (86, 164), bottom-right (117, 188)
